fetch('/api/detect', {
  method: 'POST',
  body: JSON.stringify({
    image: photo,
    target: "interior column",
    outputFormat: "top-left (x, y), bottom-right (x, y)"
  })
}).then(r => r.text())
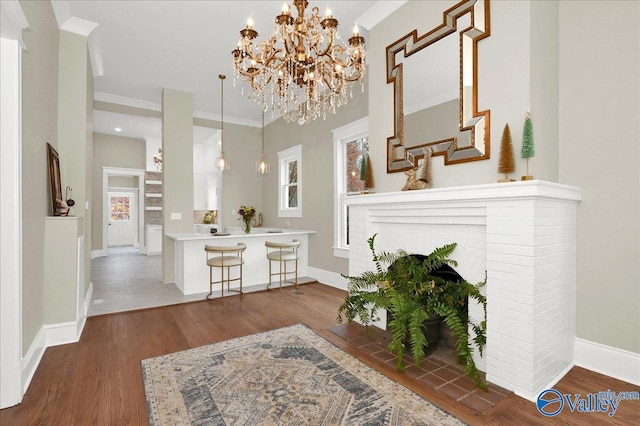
top-left (161, 89), bottom-right (194, 283)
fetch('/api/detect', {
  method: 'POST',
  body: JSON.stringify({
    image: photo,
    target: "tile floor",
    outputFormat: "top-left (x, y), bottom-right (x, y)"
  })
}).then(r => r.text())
top-left (89, 246), bottom-right (206, 316)
top-left (89, 245), bottom-right (315, 316)
top-left (328, 322), bottom-right (511, 415)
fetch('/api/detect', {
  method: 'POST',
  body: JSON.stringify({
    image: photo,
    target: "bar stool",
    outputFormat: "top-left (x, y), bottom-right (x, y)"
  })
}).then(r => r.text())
top-left (204, 243), bottom-right (246, 301)
top-left (265, 240), bottom-right (301, 290)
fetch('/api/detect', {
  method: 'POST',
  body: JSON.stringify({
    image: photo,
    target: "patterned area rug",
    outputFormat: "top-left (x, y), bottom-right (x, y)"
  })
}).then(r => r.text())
top-left (142, 324), bottom-right (465, 425)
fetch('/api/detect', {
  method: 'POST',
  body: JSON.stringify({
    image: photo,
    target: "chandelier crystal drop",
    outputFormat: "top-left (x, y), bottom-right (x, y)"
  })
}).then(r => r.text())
top-left (232, 0), bottom-right (366, 125)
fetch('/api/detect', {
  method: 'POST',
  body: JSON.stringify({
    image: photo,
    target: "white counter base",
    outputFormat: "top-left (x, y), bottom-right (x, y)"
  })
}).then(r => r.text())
top-left (166, 229), bottom-right (314, 296)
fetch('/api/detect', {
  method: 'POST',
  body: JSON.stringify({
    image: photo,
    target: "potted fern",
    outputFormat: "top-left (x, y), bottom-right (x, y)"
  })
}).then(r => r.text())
top-left (337, 234), bottom-right (488, 389)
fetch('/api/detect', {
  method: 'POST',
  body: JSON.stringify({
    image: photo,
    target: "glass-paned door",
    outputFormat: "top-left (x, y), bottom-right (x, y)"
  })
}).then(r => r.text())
top-left (108, 192), bottom-right (134, 246)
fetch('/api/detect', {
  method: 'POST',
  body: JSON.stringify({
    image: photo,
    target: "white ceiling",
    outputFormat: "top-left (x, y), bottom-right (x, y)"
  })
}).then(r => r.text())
top-left (50, 0), bottom-right (406, 138)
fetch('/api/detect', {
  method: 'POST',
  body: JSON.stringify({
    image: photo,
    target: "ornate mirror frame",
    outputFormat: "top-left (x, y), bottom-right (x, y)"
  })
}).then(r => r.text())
top-left (386, 0), bottom-right (491, 172)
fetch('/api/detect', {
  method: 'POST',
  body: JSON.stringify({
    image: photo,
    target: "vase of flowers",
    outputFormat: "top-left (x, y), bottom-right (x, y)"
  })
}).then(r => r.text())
top-left (238, 205), bottom-right (256, 233)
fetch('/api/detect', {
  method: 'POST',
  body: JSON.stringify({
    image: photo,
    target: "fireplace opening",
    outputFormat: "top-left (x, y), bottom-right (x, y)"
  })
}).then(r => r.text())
top-left (386, 255), bottom-right (467, 362)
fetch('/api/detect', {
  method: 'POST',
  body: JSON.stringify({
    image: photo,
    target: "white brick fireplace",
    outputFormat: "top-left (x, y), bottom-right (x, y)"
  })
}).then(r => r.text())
top-left (344, 180), bottom-right (582, 400)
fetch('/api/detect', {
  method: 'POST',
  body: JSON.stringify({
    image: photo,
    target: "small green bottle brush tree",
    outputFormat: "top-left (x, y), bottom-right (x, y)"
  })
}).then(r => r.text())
top-left (521, 112), bottom-right (535, 180)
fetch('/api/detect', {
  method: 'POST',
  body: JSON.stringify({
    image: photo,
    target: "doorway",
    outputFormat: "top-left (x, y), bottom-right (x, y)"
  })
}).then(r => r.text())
top-left (101, 167), bottom-right (145, 255)
top-left (107, 191), bottom-right (135, 247)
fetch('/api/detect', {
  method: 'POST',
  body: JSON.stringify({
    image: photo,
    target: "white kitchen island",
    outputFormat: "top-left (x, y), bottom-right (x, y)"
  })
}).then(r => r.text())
top-left (165, 228), bottom-right (315, 296)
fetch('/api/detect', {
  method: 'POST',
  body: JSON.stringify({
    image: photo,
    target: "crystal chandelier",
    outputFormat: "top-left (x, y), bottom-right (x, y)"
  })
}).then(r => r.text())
top-left (232, 0), bottom-right (366, 125)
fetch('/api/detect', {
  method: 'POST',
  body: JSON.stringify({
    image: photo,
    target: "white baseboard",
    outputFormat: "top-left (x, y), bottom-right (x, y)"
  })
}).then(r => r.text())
top-left (91, 249), bottom-right (106, 259)
top-left (75, 281), bottom-right (93, 340)
top-left (307, 267), bottom-right (349, 291)
top-left (45, 321), bottom-right (81, 347)
top-left (21, 285), bottom-right (93, 396)
top-left (20, 326), bottom-right (46, 396)
top-left (575, 337), bottom-right (640, 386)
top-left (84, 281), bottom-right (93, 316)
top-left (45, 281), bottom-right (92, 347)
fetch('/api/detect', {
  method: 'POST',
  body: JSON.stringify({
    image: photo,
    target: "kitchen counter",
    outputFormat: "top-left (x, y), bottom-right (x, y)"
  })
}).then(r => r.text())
top-left (165, 228), bottom-right (315, 295)
top-left (166, 227), bottom-right (312, 241)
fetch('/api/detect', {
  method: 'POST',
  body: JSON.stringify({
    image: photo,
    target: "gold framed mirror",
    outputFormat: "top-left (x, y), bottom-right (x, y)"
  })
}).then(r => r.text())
top-left (386, 0), bottom-right (491, 173)
top-left (47, 142), bottom-right (62, 216)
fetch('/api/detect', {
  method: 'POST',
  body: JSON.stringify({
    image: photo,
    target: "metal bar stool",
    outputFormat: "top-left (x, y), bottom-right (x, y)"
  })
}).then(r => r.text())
top-left (265, 240), bottom-right (301, 290)
top-left (204, 243), bottom-right (246, 301)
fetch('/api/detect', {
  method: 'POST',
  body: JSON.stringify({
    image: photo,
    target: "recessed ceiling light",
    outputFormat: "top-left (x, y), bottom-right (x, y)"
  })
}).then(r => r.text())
top-left (115, 127), bottom-right (122, 132)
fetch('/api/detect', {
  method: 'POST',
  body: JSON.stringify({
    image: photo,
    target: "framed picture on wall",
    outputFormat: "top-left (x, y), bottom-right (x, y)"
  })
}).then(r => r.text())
top-left (47, 142), bottom-right (62, 216)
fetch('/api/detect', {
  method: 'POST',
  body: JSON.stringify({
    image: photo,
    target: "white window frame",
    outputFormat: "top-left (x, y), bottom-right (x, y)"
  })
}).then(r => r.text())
top-left (278, 144), bottom-right (302, 218)
top-left (332, 117), bottom-right (369, 259)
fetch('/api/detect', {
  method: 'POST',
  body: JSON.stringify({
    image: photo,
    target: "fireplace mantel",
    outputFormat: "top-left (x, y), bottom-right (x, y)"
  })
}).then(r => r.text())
top-left (346, 180), bottom-right (582, 206)
top-left (345, 180), bottom-right (582, 400)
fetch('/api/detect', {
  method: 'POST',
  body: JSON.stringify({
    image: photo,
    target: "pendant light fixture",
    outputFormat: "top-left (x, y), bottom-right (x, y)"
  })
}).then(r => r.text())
top-left (256, 110), bottom-right (270, 175)
top-left (215, 74), bottom-right (230, 172)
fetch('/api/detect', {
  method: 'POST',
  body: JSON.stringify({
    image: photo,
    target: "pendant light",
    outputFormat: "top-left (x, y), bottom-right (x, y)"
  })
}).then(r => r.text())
top-left (256, 110), bottom-right (270, 175)
top-left (215, 74), bottom-right (230, 172)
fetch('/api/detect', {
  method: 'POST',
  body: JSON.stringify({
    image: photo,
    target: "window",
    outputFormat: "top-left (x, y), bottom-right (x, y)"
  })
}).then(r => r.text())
top-left (110, 195), bottom-right (131, 221)
top-left (332, 117), bottom-right (369, 258)
top-left (278, 145), bottom-right (302, 217)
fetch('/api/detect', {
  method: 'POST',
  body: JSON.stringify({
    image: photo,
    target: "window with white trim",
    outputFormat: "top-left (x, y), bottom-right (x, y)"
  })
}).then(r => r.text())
top-left (332, 118), bottom-right (369, 258)
top-left (278, 144), bottom-right (302, 217)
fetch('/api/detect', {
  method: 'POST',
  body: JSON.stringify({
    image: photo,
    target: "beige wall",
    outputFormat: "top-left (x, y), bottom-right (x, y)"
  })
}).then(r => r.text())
top-left (85, 54), bottom-right (94, 290)
top-left (161, 89), bottom-right (194, 283)
top-left (19, 0), bottom-right (59, 354)
top-left (57, 31), bottom-right (88, 218)
top-left (219, 122), bottom-right (262, 229)
top-left (558, 1), bottom-right (640, 353)
top-left (529, 0), bottom-right (559, 183)
top-left (91, 133), bottom-right (145, 250)
top-left (262, 84), bottom-right (368, 275)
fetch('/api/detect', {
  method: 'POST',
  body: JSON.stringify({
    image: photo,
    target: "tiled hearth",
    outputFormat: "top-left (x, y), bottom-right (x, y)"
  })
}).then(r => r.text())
top-left (329, 322), bottom-right (512, 414)
top-left (345, 181), bottom-right (582, 401)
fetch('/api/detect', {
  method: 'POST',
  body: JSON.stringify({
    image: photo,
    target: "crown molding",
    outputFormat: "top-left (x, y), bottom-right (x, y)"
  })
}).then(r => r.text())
top-left (357, 0), bottom-right (406, 31)
top-left (51, 1), bottom-right (103, 77)
top-left (95, 92), bottom-right (162, 113)
top-left (1, 1), bottom-right (29, 45)
top-left (95, 92), bottom-right (262, 128)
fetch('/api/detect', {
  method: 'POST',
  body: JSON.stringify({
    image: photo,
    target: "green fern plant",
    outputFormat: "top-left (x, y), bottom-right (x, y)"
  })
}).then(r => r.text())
top-left (337, 234), bottom-right (488, 390)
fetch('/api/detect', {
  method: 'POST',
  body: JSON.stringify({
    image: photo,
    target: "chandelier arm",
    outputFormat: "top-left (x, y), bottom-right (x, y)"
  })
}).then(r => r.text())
top-left (314, 29), bottom-right (336, 58)
top-left (342, 73), bottom-right (365, 83)
top-left (243, 48), bottom-right (278, 69)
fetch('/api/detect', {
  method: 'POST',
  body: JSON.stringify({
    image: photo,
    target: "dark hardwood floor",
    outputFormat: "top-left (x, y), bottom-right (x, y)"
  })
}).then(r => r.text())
top-left (1, 283), bottom-right (638, 425)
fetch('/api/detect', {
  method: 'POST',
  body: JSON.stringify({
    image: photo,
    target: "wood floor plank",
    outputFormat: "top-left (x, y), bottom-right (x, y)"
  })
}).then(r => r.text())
top-left (1, 283), bottom-right (638, 425)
